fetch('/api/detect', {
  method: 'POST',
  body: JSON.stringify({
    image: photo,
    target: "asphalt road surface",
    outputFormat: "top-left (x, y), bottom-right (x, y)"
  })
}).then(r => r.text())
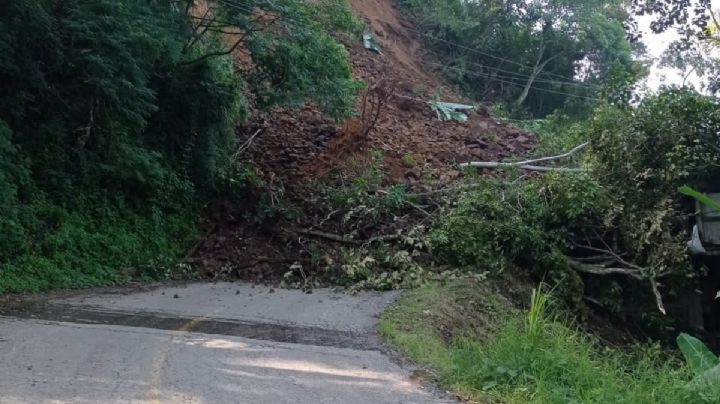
top-left (0, 282), bottom-right (455, 403)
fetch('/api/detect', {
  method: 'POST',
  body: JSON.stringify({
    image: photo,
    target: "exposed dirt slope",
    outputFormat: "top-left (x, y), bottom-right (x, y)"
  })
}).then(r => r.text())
top-left (191, 0), bottom-right (535, 280)
top-left (243, 0), bottom-right (533, 192)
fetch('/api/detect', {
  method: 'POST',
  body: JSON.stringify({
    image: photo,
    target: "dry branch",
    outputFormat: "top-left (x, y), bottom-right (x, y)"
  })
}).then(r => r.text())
top-left (568, 259), bottom-right (644, 280)
top-left (568, 255), bottom-right (668, 315)
top-left (291, 228), bottom-right (401, 245)
top-left (651, 278), bottom-right (667, 315)
top-left (459, 142), bottom-right (588, 171)
top-left (235, 129), bottom-right (262, 156)
top-left (574, 244), bottom-right (642, 272)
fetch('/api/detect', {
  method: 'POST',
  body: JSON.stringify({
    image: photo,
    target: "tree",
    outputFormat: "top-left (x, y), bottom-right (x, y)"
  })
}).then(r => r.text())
top-left (0, 0), bottom-right (361, 291)
top-left (636, 0), bottom-right (720, 95)
top-left (177, 0), bottom-right (361, 119)
top-left (399, 0), bottom-right (641, 117)
top-left (629, 0), bottom-right (713, 38)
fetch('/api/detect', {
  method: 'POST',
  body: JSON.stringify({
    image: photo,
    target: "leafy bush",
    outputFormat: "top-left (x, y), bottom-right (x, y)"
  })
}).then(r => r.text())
top-left (0, 122), bottom-right (32, 263)
top-left (338, 247), bottom-right (429, 291)
top-left (428, 172), bottom-right (606, 305)
top-left (451, 89), bottom-right (720, 318)
top-left (587, 89), bottom-right (720, 278)
top-left (146, 45), bottom-right (247, 190)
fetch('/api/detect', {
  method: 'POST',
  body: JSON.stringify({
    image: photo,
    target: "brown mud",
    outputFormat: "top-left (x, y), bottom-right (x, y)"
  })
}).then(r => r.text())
top-left (191, 0), bottom-right (536, 281)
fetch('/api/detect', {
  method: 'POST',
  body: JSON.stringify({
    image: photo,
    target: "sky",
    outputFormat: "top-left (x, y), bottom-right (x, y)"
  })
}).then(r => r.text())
top-left (638, 0), bottom-right (720, 92)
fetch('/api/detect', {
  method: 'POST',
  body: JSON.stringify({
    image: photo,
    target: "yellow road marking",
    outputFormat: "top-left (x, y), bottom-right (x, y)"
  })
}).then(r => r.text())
top-left (147, 317), bottom-right (203, 403)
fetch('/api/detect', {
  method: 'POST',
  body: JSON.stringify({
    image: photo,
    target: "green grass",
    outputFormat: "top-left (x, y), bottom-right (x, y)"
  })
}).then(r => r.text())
top-left (380, 280), bottom-right (707, 403)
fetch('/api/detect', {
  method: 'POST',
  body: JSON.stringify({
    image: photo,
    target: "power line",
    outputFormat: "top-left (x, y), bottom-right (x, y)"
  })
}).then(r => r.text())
top-left (438, 59), bottom-right (602, 90)
top-left (420, 61), bottom-right (600, 101)
top-left (217, 0), bottom-right (599, 89)
top-left (403, 26), bottom-right (604, 89)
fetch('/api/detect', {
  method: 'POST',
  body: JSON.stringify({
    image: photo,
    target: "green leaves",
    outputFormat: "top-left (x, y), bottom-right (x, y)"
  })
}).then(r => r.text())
top-left (679, 186), bottom-right (720, 213)
top-left (677, 333), bottom-right (719, 376)
top-left (428, 172), bottom-right (604, 280)
top-left (249, 28), bottom-right (359, 119)
top-left (587, 89), bottom-right (720, 281)
top-left (677, 333), bottom-right (720, 400)
top-left (399, 0), bottom-right (636, 117)
top-left (212, 0), bottom-right (359, 120)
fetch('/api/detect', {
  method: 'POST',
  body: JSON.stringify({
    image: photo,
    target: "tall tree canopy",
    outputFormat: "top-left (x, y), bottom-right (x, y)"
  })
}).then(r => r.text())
top-left (399, 0), bottom-right (641, 117)
top-left (629, 0), bottom-right (719, 95)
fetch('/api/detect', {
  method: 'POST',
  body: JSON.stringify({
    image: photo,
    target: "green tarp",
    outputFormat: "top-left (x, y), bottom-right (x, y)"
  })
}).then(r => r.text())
top-left (363, 33), bottom-right (383, 55)
top-left (429, 101), bottom-right (474, 122)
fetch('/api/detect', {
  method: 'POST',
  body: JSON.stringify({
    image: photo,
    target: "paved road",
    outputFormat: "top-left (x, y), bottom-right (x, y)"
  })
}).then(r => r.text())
top-left (0, 283), bottom-right (454, 403)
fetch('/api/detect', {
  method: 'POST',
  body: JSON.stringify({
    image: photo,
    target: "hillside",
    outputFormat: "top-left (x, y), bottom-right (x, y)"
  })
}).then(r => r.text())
top-left (191, 0), bottom-right (534, 279)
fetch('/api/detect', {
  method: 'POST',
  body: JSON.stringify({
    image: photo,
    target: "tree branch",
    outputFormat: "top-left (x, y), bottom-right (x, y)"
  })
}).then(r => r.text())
top-left (651, 278), bottom-right (667, 315)
top-left (179, 16), bottom-right (277, 66)
top-left (290, 228), bottom-right (401, 245)
top-left (568, 259), bottom-right (644, 280)
top-left (459, 142), bottom-right (588, 170)
top-left (574, 243), bottom-right (644, 272)
top-left (568, 250), bottom-right (668, 315)
top-left (180, 33), bottom-right (248, 66)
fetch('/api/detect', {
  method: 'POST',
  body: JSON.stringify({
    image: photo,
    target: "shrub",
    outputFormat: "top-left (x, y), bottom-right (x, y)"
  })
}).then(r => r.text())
top-left (0, 121), bottom-right (32, 263)
top-left (587, 89), bottom-right (720, 278)
top-left (427, 172), bottom-right (606, 306)
top-left (429, 173), bottom-right (606, 270)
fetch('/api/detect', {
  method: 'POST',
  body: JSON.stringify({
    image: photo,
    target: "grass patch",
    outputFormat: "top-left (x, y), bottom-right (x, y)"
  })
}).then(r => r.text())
top-left (380, 280), bottom-right (706, 403)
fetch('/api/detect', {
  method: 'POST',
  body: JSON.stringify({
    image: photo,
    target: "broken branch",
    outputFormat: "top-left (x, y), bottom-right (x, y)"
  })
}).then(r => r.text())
top-left (568, 256), bottom-right (668, 315)
top-left (651, 278), bottom-right (666, 315)
top-left (291, 228), bottom-right (401, 245)
top-left (235, 129), bottom-right (262, 156)
top-left (459, 142), bottom-right (588, 171)
top-left (574, 244), bottom-right (643, 272)
top-left (567, 259), bottom-right (644, 280)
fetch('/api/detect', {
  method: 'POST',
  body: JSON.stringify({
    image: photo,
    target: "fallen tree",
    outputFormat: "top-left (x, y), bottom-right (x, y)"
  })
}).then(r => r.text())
top-left (459, 142), bottom-right (588, 171)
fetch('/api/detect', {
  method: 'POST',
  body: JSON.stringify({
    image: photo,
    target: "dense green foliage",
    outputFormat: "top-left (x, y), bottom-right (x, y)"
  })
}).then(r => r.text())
top-left (381, 281), bottom-right (706, 403)
top-left (397, 0), bottom-right (642, 117)
top-left (429, 88), bottom-right (720, 316)
top-left (428, 172), bottom-right (606, 306)
top-left (0, 0), bottom-right (358, 293)
top-left (587, 89), bottom-right (720, 278)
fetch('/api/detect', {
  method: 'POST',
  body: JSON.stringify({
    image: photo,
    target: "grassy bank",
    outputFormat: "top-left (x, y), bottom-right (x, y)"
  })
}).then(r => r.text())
top-left (380, 280), bottom-right (704, 403)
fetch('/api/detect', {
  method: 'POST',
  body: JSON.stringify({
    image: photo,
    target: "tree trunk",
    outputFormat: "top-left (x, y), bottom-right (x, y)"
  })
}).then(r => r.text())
top-left (514, 46), bottom-right (563, 106)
